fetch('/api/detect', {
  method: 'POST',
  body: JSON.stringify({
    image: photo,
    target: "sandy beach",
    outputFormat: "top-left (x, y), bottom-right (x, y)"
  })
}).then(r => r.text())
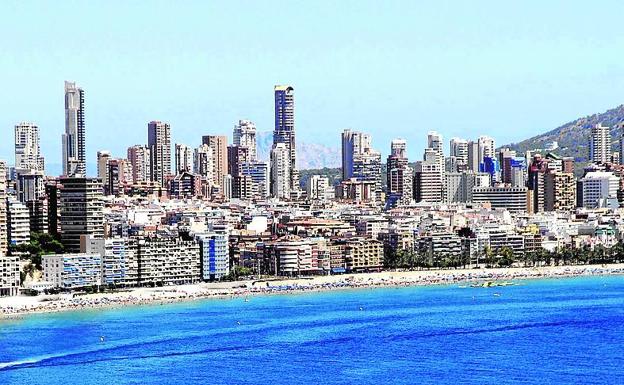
top-left (2, 264), bottom-right (624, 318)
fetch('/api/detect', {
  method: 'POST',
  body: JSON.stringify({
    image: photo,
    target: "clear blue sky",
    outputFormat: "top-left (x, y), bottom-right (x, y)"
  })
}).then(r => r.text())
top-left (2, 0), bottom-right (624, 173)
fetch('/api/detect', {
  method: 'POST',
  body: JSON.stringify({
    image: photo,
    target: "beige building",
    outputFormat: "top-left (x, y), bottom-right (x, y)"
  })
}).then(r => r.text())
top-left (202, 135), bottom-right (228, 189)
top-left (544, 172), bottom-right (576, 212)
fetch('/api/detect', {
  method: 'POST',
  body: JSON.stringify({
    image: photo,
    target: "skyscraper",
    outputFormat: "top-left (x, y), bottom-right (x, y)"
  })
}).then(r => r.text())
top-left (477, 135), bottom-right (496, 164)
top-left (449, 137), bottom-right (468, 168)
top-left (273, 85), bottom-right (298, 190)
top-left (175, 143), bottom-right (193, 174)
top-left (590, 123), bottom-right (611, 164)
top-left (148, 121), bottom-right (171, 187)
top-left (14, 122), bottom-right (44, 172)
top-left (386, 139), bottom-right (412, 207)
top-left (127, 145), bottom-right (151, 184)
top-left (427, 131), bottom-right (445, 172)
top-left (233, 120), bottom-right (257, 161)
top-left (194, 144), bottom-right (214, 181)
top-left (341, 129), bottom-right (382, 196)
top-left (201, 135), bottom-right (228, 188)
top-left (270, 143), bottom-right (291, 199)
top-left (62, 81), bottom-right (86, 177)
top-left (96, 150), bottom-right (111, 188)
top-left (58, 177), bottom-right (104, 252)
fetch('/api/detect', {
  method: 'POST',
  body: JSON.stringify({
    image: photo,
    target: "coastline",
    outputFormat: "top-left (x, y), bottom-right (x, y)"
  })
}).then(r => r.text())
top-left (2, 264), bottom-right (624, 319)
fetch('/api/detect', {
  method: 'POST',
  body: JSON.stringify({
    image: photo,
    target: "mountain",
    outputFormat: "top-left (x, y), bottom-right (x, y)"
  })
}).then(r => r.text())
top-left (256, 131), bottom-right (341, 169)
top-left (505, 104), bottom-right (624, 163)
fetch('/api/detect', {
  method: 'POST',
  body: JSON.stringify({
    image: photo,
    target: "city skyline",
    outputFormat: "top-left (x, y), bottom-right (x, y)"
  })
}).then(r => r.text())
top-left (4, 1), bottom-right (624, 171)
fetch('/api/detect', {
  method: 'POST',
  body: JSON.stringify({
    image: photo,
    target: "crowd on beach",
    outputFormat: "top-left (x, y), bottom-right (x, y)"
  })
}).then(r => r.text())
top-left (2, 265), bottom-right (624, 317)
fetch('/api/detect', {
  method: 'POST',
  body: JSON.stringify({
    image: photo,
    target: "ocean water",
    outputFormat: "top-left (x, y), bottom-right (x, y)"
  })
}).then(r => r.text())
top-left (1, 276), bottom-right (624, 385)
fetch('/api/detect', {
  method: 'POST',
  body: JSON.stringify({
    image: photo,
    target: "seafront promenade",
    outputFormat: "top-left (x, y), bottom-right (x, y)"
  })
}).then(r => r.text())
top-left (2, 264), bottom-right (623, 318)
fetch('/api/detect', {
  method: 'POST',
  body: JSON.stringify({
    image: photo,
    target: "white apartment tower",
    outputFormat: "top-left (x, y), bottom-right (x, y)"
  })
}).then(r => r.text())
top-left (14, 122), bottom-right (44, 172)
top-left (233, 120), bottom-right (257, 161)
top-left (175, 143), bottom-right (193, 174)
top-left (590, 123), bottom-right (611, 164)
top-left (127, 145), bottom-right (151, 184)
top-left (270, 143), bottom-right (291, 199)
top-left (148, 121), bottom-right (171, 187)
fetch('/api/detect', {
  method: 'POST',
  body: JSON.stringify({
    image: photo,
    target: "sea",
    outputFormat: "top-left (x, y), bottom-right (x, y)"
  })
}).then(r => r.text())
top-left (1, 275), bottom-right (624, 385)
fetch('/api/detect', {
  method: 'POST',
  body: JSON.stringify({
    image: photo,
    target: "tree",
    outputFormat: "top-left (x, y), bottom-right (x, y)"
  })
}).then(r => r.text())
top-left (497, 247), bottom-right (514, 267)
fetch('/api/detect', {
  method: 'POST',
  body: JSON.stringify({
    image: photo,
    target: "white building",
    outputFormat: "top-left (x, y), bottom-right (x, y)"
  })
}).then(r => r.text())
top-left (581, 171), bottom-right (619, 208)
top-left (7, 199), bottom-right (30, 247)
top-left (83, 236), bottom-right (138, 286)
top-left (590, 124), bottom-right (611, 164)
top-left (0, 254), bottom-right (20, 297)
top-left (194, 144), bottom-right (214, 181)
top-left (175, 143), bottom-right (193, 174)
top-left (97, 150), bottom-right (111, 186)
top-left (472, 186), bottom-right (528, 213)
top-left (127, 145), bottom-right (151, 184)
top-left (306, 175), bottom-right (332, 200)
top-left (233, 120), bottom-right (257, 161)
top-left (270, 143), bottom-right (291, 199)
top-left (43, 253), bottom-right (103, 289)
top-left (15, 122), bottom-right (44, 172)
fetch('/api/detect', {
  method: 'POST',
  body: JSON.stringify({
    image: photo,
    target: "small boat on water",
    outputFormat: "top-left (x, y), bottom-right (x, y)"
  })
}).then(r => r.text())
top-left (470, 281), bottom-right (516, 288)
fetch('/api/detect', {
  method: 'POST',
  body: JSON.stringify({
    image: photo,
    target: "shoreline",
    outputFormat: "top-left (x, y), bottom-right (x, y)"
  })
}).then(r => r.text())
top-left (2, 264), bottom-right (624, 319)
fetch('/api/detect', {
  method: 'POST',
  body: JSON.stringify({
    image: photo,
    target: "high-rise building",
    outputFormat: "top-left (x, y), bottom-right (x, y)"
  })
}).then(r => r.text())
top-left (386, 139), bottom-right (412, 207)
top-left (306, 175), bottom-right (331, 201)
top-left (478, 136), bottom-right (496, 164)
top-left (62, 81), bottom-right (86, 177)
top-left (14, 122), bottom-right (44, 172)
top-left (148, 121), bottom-right (171, 187)
top-left (175, 143), bottom-right (193, 174)
top-left (194, 144), bottom-right (214, 181)
top-left (544, 172), bottom-right (576, 212)
top-left (414, 149), bottom-right (444, 203)
top-left (227, 145), bottom-right (250, 199)
top-left (127, 145), bottom-right (151, 184)
top-left (590, 123), bottom-right (611, 164)
top-left (342, 129), bottom-right (371, 180)
top-left (233, 120), bottom-right (257, 161)
top-left (197, 229), bottom-right (230, 281)
top-left (0, 161), bottom-right (8, 256)
top-left (58, 177), bottom-right (104, 252)
top-left (467, 140), bottom-right (480, 173)
top-left (16, 169), bottom-right (45, 203)
top-left (581, 171), bottom-right (619, 208)
top-left (201, 135), bottom-right (228, 188)
top-left (106, 158), bottom-right (131, 196)
top-left (427, 131), bottom-right (445, 173)
top-left (97, 150), bottom-right (111, 188)
top-left (273, 85), bottom-right (298, 191)
top-left (472, 186), bottom-right (528, 213)
top-left (7, 199), bottom-right (30, 247)
top-left (444, 171), bottom-right (490, 204)
top-left (449, 138), bottom-right (469, 168)
top-left (239, 161), bottom-right (269, 199)
top-left (341, 129), bottom-right (382, 196)
top-left (270, 143), bottom-right (291, 199)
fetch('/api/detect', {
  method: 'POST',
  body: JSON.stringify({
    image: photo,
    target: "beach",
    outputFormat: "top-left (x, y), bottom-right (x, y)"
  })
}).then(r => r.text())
top-left (2, 264), bottom-right (624, 318)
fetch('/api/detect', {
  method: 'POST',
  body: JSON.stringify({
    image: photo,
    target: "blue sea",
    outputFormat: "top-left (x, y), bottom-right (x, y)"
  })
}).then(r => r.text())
top-left (1, 276), bottom-right (624, 385)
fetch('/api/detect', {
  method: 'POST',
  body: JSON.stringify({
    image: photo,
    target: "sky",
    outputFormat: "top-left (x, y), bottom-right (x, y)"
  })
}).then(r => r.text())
top-left (2, 0), bottom-right (624, 174)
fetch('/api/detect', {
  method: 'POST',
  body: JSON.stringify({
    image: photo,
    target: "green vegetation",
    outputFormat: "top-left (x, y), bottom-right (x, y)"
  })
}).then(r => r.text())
top-left (384, 242), bottom-right (624, 270)
top-left (10, 232), bottom-right (64, 268)
top-left (223, 266), bottom-right (255, 281)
